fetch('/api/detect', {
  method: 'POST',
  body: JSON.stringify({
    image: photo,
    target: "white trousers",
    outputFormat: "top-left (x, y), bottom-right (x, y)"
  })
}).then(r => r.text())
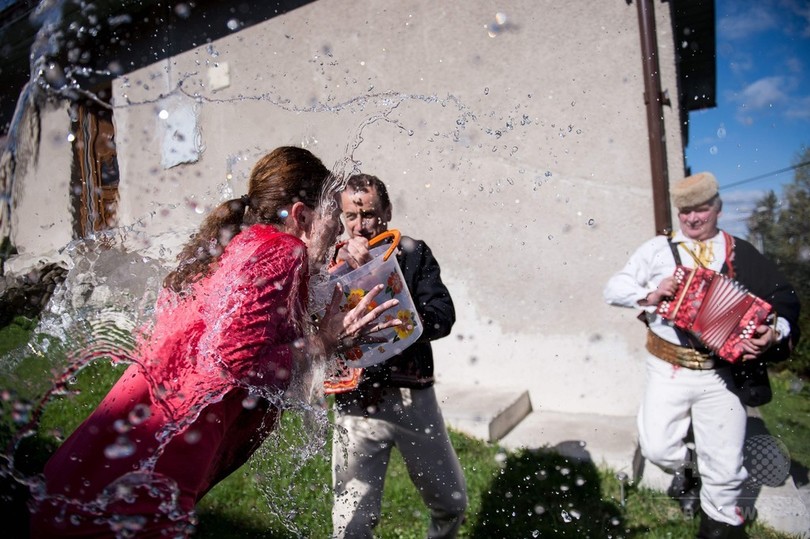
top-left (332, 386), bottom-right (468, 539)
top-left (638, 355), bottom-right (748, 525)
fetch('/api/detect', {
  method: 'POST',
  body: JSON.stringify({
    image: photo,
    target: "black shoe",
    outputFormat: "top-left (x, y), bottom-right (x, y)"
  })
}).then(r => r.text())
top-left (697, 510), bottom-right (748, 539)
top-left (667, 468), bottom-right (701, 518)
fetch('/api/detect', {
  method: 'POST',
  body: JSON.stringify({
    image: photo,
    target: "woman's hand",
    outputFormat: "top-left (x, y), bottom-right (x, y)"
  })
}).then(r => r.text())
top-left (317, 283), bottom-right (402, 355)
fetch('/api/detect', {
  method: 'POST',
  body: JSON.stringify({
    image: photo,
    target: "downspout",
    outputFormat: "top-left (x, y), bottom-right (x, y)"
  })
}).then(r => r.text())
top-left (635, 0), bottom-right (672, 235)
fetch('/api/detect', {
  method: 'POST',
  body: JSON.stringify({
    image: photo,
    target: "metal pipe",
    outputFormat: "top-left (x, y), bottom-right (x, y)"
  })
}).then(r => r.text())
top-left (635, 0), bottom-right (672, 235)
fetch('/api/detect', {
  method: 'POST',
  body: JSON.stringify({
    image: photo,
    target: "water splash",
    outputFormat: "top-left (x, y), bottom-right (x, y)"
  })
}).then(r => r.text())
top-left (0, 2), bottom-right (573, 535)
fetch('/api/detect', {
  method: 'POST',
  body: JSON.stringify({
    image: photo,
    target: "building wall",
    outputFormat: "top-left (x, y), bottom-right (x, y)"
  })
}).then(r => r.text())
top-left (12, 0), bottom-right (687, 415)
top-left (8, 102), bottom-right (73, 263)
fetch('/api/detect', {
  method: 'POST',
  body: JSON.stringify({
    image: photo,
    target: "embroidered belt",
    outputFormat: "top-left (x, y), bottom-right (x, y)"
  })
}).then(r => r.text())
top-left (646, 330), bottom-right (715, 370)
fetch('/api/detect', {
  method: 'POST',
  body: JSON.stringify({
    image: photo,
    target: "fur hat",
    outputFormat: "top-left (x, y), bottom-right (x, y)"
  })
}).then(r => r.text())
top-left (671, 172), bottom-right (719, 209)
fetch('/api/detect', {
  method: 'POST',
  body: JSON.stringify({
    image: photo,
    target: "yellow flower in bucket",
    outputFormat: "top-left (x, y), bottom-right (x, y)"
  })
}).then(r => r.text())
top-left (344, 288), bottom-right (377, 312)
top-left (390, 310), bottom-right (416, 341)
top-left (325, 230), bottom-right (424, 369)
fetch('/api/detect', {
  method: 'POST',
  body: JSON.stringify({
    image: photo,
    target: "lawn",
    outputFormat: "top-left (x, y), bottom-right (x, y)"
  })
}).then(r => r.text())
top-left (1, 316), bottom-right (805, 538)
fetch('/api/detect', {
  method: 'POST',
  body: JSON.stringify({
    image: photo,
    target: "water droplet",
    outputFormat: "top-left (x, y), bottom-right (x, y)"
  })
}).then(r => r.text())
top-left (226, 18), bottom-right (241, 31)
top-left (242, 396), bottom-right (259, 409)
top-left (174, 3), bottom-right (192, 18)
top-left (128, 404), bottom-right (151, 425)
top-left (12, 402), bottom-right (32, 424)
top-left (709, 145), bottom-right (718, 155)
top-left (104, 436), bottom-right (136, 459)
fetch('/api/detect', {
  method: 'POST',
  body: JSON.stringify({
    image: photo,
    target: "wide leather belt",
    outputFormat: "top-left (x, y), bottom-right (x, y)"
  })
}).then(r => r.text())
top-left (646, 330), bottom-right (715, 370)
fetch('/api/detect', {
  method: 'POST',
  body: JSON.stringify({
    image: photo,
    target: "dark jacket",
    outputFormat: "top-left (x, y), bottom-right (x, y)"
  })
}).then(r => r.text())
top-left (731, 236), bottom-right (801, 363)
top-left (337, 236), bottom-right (455, 400)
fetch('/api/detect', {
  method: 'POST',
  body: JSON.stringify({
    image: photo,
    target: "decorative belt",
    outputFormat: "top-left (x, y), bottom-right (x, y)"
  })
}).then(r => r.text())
top-left (646, 330), bottom-right (715, 370)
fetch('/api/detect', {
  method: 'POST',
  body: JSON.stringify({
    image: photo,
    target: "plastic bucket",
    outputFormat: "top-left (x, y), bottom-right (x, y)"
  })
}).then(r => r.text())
top-left (327, 230), bottom-right (423, 368)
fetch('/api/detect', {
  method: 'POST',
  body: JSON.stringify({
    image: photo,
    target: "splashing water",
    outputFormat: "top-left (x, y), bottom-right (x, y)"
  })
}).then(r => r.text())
top-left (0, 1), bottom-right (570, 536)
top-left (0, 232), bottom-right (341, 536)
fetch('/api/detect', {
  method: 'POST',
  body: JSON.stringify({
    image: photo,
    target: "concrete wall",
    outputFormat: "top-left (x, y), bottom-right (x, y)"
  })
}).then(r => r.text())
top-left (8, 101), bottom-right (73, 264)
top-left (10, 0), bottom-right (687, 416)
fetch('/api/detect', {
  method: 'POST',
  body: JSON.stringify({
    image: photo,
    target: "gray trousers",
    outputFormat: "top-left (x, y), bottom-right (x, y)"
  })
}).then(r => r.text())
top-left (331, 386), bottom-right (468, 538)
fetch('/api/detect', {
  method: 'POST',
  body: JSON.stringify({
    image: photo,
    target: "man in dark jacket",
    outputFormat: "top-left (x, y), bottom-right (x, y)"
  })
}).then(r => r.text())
top-left (330, 174), bottom-right (467, 538)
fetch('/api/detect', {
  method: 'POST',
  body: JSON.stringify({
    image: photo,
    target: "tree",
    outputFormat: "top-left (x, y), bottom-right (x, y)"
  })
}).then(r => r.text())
top-left (747, 146), bottom-right (810, 378)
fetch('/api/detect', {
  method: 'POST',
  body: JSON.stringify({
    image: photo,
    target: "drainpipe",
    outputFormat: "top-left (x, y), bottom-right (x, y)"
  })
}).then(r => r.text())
top-left (635, 0), bottom-right (672, 235)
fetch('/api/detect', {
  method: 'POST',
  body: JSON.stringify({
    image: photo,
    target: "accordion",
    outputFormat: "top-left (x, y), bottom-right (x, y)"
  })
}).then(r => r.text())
top-left (656, 265), bottom-right (773, 363)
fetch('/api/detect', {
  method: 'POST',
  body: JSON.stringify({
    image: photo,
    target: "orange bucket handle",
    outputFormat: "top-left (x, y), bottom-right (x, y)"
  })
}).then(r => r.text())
top-left (368, 229), bottom-right (401, 261)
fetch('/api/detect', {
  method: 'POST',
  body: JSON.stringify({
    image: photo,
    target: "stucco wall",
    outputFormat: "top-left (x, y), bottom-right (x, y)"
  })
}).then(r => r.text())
top-left (11, 0), bottom-right (687, 415)
top-left (8, 102), bottom-right (73, 264)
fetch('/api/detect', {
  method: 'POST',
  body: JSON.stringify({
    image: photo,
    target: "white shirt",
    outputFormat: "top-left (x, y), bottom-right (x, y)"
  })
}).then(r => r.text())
top-left (603, 231), bottom-right (790, 346)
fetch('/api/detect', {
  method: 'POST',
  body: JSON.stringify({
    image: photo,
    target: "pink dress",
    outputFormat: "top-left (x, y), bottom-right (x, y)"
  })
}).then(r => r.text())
top-left (30, 225), bottom-right (309, 537)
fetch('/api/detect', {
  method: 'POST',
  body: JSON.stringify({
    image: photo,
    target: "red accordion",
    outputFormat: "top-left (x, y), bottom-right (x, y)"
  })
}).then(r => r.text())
top-left (656, 265), bottom-right (773, 363)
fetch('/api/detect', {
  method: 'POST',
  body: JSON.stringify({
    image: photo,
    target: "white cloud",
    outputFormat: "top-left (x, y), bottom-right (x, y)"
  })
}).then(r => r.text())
top-left (785, 95), bottom-right (810, 120)
top-left (737, 77), bottom-right (789, 109)
top-left (717, 188), bottom-right (770, 238)
top-left (718, 6), bottom-right (779, 40)
top-left (731, 77), bottom-right (810, 123)
top-left (781, 0), bottom-right (810, 38)
top-left (785, 56), bottom-right (804, 75)
top-left (728, 54), bottom-right (755, 75)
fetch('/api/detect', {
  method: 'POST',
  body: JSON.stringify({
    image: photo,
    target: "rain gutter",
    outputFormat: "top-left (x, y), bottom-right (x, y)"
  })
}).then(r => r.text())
top-left (635, 0), bottom-right (672, 235)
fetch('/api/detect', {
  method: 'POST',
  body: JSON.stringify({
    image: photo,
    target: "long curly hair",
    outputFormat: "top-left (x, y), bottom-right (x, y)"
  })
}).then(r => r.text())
top-left (163, 146), bottom-right (332, 293)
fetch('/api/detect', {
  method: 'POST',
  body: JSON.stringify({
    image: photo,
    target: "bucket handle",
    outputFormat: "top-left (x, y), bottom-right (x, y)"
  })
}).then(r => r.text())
top-left (368, 229), bottom-right (401, 261)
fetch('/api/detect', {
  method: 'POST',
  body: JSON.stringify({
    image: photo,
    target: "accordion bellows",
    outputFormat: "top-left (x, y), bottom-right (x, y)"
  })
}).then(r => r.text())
top-left (657, 266), bottom-right (773, 363)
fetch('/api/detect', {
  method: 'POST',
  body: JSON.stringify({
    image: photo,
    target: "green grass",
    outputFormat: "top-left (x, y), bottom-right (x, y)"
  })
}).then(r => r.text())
top-left (1, 321), bottom-right (806, 538)
top-left (759, 370), bottom-right (810, 470)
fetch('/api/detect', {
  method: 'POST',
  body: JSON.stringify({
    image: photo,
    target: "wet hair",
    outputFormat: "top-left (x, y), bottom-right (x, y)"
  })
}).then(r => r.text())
top-left (163, 146), bottom-right (331, 293)
top-left (344, 173), bottom-right (391, 210)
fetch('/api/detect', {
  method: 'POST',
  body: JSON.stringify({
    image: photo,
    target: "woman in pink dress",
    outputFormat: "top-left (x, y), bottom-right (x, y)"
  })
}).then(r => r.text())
top-left (29, 147), bottom-right (399, 537)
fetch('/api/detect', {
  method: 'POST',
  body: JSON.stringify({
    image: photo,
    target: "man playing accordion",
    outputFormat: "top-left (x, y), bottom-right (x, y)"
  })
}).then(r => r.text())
top-left (604, 172), bottom-right (800, 538)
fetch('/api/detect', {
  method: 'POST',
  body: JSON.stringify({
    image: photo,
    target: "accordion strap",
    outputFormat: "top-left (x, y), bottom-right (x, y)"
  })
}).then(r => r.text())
top-left (722, 231), bottom-right (735, 278)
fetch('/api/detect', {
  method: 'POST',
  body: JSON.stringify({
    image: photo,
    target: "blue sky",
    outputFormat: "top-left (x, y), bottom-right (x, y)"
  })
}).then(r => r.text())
top-left (684, 0), bottom-right (810, 237)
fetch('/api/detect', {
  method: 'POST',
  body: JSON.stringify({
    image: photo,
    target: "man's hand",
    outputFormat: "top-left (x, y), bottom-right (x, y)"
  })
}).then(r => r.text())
top-left (335, 237), bottom-right (373, 269)
top-left (739, 324), bottom-right (777, 361)
top-left (640, 276), bottom-right (678, 306)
